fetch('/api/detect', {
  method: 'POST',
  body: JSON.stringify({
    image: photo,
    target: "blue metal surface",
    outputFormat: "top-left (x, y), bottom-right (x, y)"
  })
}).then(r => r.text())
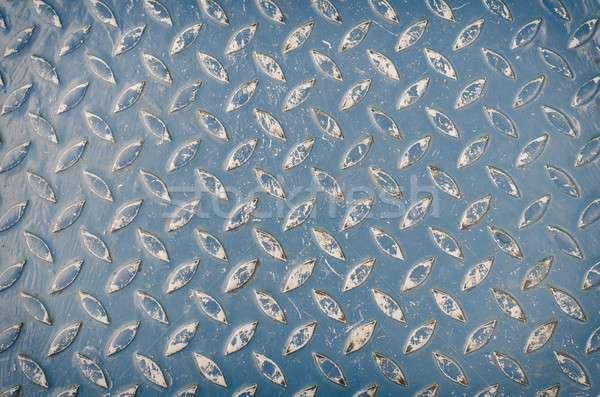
top-left (0, 0), bottom-right (599, 395)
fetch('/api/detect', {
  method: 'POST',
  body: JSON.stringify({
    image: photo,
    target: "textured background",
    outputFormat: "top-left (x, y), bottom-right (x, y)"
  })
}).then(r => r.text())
top-left (0, 0), bottom-right (599, 395)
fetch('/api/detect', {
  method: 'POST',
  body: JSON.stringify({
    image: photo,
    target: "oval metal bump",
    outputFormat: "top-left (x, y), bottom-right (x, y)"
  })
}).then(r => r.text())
top-left (58, 82), bottom-right (88, 115)
top-left (554, 351), bottom-right (590, 386)
top-left (18, 354), bottom-right (48, 388)
top-left (372, 352), bottom-right (407, 386)
top-left (311, 108), bottom-right (343, 139)
top-left (456, 77), bottom-right (486, 108)
top-left (525, 318), bottom-right (557, 353)
top-left (60, 25), bottom-right (91, 56)
top-left (426, 0), bottom-right (455, 21)
top-left (51, 260), bottom-right (83, 294)
top-left (539, 48), bottom-right (573, 79)
top-left (199, 0), bottom-right (229, 25)
top-left (397, 19), bottom-right (428, 51)
top-left (225, 321), bottom-right (257, 355)
top-left (227, 23), bottom-right (257, 54)
top-left (541, 0), bottom-right (569, 20)
top-left (254, 228), bottom-right (287, 261)
top-left (426, 107), bottom-right (460, 138)
top-left (283, 320), bottom-right (316, 355)
top-left (547, 225), bottom-right (582, 259)
top-left (57, 140), bottom-right (87, 172)
top-left (0, 323), bottom-right (22, 354)
top-left (171, 24), bottom-right (202, 55)
top-left (113, 81), bottom-right (145, 113)
top-left (313, 289), bottom-right (346, 323)
top-left (0, 201), bottom-right (28, 233)
top-left (311, 50), bottom-right (343, 81)
top-left (194, 353), bottom-right (228, 387)
top-left (585, 325), bottom-right (600, 354)
top-left (79, 291), bottom-right (110, 324)
top-left (284, 138), bottom-right (315, 169)
top-left (107, 322), bottom-right (139, 356)
top-left (344, 320), bottom-right (376, 354)
top-left (141, 110), bottom-right (171, 142)
top-left (369, 108), bottom-right (401, 139)
top-left (312, 228), bottom-right (345, 260)
top-left (372, 289), bottom-right (405, 322)
top-left (283, 79), bottom-right (315, 111)
top-left (24, 231), bottom-right (53, 263)
top-left (135, 353), bottom-right (168, 388)
top-left (582, 261), bottom-right (600, 290)
top-left (282, 259), bottom-right (315, 292)
top-left (343, 257), bottom-right (375, 291)
top-left (137, 291), bottom-right (168, 324)
top-left (294, 385), bottom-right (319, 397)
top-left (402, 257), bottom-right (434, 291)
top-left (454, 19), bottom-right (484, 50)
top-left (550, 287), bottom-right (586, 322)
top-left (76, 353), bottom-right (109, 388)
top-left (522, 256), bottom-right (553, 290)
top-left (369, 0), bottom-right (397, 23)
top-left (4, 27), bottom-right (35, 57)
top-left (424, 48), bottom-right (457, 80)
top-left (341, 197), bottom-right (374, 230)
top-left (194, 290), bottom-right (228, 324)
top-left (491, 288), bottom-right (526, 322)
top-left (401, 196), bottom-right (433, 229)
top-left (398, 78), bottom-right (430, 110)
top-left (253, 352), bottom-right (287, 387)
top-left (340, 21), bottom-right (370, 52)
top-left (170, 80), bottom-right (202, 112)
top-left (464, 319), bottom-right (496, 354)
top-left (254, 290), bottom-right (286, 323)
top-left (26, 171), bottom-right (56, 202)
top-left (576, 137), bottom-right (600, 167)
top-left (340, 78), bottom-right (371, 110)
top-left (114, 25), bottom-right (145, 56)
top-left (486, 165), bottom-right (520, 198)
top-left (493, 351), bottom-right (528, 386)
top-left (284, 22), bottom-right (313, 52)
top-left (369, 167), bottom-right (402, 198)
top-left (568, 18), bottom-right (598, 49)
top-left (2, 84), bottom-right (33, 115)
top-left (80, 229), bottom-right (111, 262)
top-left (0, 261), bottom-right (26, 293)
top-left (89, 0), bottom-right (117, 27)
top-left (462, 257), bottom-right (494, 291)
top-left (284, 198), bottom-right (316, 231)
top-left (313, 353), bottom-right (347, 386)
top-left (433, 351), bottom-right (468, 386)
top-left (166, 321), bottom-right (198, 356)
top-left (405, 319), bottom-right (435, 353)
top-left (166, 259), bottom-right (199, 293)
top-left (511, 18), bottom-right (542, 49)
top-left (400, 136), bottom-right (431, 169)
top-left (432, 289), bottom-right (465, 322)
top-left (341, 136), bottom-right (373, 170)
top-left (488, 226), bottom-right (523, 259)
top-left (517, 134), bottom-right (548, 168)
top-left (22, 291), bottom-right (51, 325)
top-left (459, 195), bottom-right (492, 230)
top-left (429, 227), bottom-right (463, 259)
top-left (254, 51), bottom-right (286, 82)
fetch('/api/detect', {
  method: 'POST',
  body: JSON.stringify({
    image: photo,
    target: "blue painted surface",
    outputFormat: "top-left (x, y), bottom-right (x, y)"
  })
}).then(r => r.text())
top-left (0, 0), bottom-right (599, 395)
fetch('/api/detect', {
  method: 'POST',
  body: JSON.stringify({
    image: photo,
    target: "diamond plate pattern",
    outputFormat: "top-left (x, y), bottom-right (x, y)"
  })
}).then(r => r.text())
top-left (0, 0), bottom-right (600, 396)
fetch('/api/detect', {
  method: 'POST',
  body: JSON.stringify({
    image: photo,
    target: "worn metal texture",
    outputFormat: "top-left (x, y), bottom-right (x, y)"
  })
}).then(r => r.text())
top-left (0, 0), bottom-right (599, 395)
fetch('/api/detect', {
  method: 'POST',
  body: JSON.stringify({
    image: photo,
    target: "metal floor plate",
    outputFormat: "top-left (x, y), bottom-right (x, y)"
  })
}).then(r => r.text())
top-left (0, 0), bottom-right (599, 396)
